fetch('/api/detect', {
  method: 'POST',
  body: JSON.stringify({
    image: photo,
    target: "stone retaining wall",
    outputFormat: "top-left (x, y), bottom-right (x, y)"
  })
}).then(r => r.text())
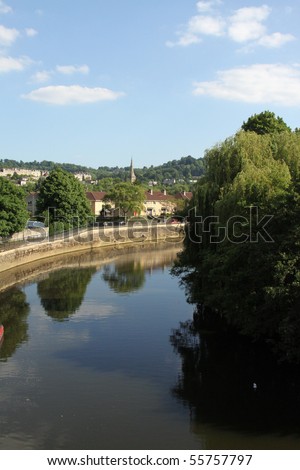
top-left (0, 224), bottom-right (184, 274)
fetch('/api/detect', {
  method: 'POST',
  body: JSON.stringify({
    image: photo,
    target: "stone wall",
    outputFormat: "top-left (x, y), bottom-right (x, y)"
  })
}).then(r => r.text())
top-left (0, 242), bottom-right (183, 293)
top-left (0, 224), bottom-right (184, 274)
top-left (11, 227), bottom-right (49, 241)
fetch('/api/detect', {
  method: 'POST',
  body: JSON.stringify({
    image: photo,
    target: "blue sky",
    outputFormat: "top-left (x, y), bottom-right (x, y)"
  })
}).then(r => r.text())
top-left (0, 0), bottom-right (300, 169)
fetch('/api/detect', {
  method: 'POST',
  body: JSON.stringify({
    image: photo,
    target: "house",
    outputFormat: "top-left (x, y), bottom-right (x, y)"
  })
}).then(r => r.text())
top-left (86, 189), bottom-right (174, 217)
top-left (0, 168), bottom-right (47, 180)
top-left (86, 189), bottom-right (192, 218)
top-left (173, 191), bottom-right (193, 212)
top-left (143, 190), bottom-right (176, 217)
top-left (162, 178), bottom-right (176, 186)
top-left (174, 191), bottom-right (193, 202)
top-left (86, 191), bottom-right (107, 216)
top-left (19, 177), bottom-right (29, 186)
top-left (26, 192), bottom-right (39, 216)
top-left (74, 172), bottom-right (92, 182)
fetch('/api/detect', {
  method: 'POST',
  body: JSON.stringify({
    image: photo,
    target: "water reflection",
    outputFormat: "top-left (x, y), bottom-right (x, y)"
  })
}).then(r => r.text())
top-left (170, 316), bottom-right (300, 448)
top-left (102, 261), bottom-right (145, 294)
top-left (0, 245), bottom-right (198, 450)
top-left (37, 268), bottom-right (96, 321)
top-left (0, 288), bottom-right (29, 360)
top-left (1, 245), bottom-right (300, 449)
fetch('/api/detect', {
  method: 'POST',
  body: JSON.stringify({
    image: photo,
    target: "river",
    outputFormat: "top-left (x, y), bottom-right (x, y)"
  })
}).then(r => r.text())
top-left (0, 245), bottom-right (300, 450)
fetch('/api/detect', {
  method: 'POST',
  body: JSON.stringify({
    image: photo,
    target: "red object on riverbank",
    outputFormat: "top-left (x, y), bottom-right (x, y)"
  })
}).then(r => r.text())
top-left (0, 324), bottom-right (4, 342)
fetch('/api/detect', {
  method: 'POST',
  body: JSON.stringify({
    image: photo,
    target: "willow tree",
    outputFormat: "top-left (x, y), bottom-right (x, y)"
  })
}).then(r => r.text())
top-left (176, 123), bottom-right (300, 362)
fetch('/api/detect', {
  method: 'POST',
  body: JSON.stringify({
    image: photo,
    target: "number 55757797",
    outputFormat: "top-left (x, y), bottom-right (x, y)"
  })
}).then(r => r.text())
top-left (189, 454), bottom-right (253, 466)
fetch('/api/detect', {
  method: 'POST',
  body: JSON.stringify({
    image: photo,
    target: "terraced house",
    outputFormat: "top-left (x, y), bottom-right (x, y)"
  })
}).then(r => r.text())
top-left (86, 189), bottom-right (192, 218)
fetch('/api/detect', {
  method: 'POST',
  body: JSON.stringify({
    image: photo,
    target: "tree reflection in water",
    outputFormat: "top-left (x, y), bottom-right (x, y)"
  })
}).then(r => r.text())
top-left (37, 268), bottom-right (96, 321)
top-left (102, 260), bottom-right (145, 294)
top-left (170, 310), bottom-right (300, 438)
top-left (0, 287), bottom-right (29, 360)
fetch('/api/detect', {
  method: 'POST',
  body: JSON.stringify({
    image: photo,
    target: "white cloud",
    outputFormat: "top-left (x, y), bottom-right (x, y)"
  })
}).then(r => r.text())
top-left (168, 2), bottom-right (293, 49)
top-left (30, 64), bottom-right (90, 84)
top-left (166, 33), bottom-right (201, 48)
top-left (188, 15), bottom-right (225, 36)
top-left (0, 55), bottom-right (31, 73)
top-left (0, 1), bottom-right (12, 14)
top-left (25, 28), bottom-right (38, 37)
top-left (166, 13), bottom-right (224, 47)
top-left (196, 1), bottom-right (221, 13)
top-left (228, 5), bottom-right (270, 42)
top-left (193, 64), bottom-right (300, 106)
top-left (56, 64), bottom-right (90, 75)
top-left (30, 70), bottom-right (52, 83)
top-left (22, 85), bottom-right (125, 105)
top-left (0, 24), bottom-right (19, 46)
top-left (229, 5), bottom-right (271, 23)
top-left (257, 32), bottom-right (295, 48)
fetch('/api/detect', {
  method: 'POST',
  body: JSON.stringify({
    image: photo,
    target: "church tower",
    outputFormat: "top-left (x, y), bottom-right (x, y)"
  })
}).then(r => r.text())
top-left (130, 158), bottom-right (136, 184)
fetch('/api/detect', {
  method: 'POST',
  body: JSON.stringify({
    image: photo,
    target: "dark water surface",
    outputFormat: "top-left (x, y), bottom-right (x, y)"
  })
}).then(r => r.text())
top-left (0, 245), bottom-right (300, 450)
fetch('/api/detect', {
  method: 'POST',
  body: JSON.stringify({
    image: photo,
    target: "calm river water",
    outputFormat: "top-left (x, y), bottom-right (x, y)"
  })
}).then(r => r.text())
top-left (0, 245), bottom-right (300, 450)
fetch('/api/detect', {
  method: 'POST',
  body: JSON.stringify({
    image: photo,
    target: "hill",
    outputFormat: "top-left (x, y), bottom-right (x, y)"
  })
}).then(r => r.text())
top-left (0, 155), bottom-right (204, 183)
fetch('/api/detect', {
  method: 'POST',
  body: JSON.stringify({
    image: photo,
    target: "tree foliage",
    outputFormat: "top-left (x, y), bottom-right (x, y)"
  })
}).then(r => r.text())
top-left (241, 110), bottom-right (291, 135)
top-left (104, 182), bottom-right (145, 217)
top-left (175, 117), bottom-right (300, 363)
top-left (36, 168), bottom-right (92, 229)
top-left (0, 155), bottom-right (204, 186)
top-left (0, 178), bottom-right (28, 237)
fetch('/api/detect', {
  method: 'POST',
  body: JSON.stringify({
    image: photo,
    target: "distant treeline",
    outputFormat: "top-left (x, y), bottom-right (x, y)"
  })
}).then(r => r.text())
top-left (0, 156), bottom-right (204, 183)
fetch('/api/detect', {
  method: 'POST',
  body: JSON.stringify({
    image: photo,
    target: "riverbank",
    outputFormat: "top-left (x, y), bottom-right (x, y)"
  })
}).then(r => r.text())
top-left (0, 224), bottom-right (184, 287)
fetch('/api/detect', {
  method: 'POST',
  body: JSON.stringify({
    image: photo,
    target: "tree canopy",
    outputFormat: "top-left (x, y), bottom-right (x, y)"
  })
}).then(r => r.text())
top-left (37, 168), bottom-right (92, 229)
top-left (0, 178), bottom-right (28, 237)
top-left (241, 110), bottom-right (291, 135)
top-left (104, 182), bottom-right (145, 217)
top-left (0, 155), bottom-right (204, 186)
top-left (175, 116), bottom-right (300, 363)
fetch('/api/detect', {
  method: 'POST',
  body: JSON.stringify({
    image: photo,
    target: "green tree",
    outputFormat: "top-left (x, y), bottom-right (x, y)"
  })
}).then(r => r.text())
top-left (104, 182), bottom-right (145, 218)
top-left (86, 177), bottom-right (122, 192)
top-left (0, 178), bottom-right (28, 237)
top-left (241, 110), bottom-right (291, 135)
top-left (37, 168), bottom-right (92, 230)
top-left (175, 122), bottom-right (300, 362)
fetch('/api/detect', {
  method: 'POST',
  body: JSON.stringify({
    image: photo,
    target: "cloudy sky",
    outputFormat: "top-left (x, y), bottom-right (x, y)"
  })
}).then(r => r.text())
top-left (0, 0), bottom-right (299, 168)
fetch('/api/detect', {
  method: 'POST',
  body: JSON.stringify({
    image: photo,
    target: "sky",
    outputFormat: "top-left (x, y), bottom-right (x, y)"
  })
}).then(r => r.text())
top-left (0, 0), bottom-right (300, 169)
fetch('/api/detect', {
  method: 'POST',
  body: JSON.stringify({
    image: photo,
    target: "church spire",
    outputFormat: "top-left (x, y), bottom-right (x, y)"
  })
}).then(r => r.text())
top-left (130, 158), bottom-right (136, 184)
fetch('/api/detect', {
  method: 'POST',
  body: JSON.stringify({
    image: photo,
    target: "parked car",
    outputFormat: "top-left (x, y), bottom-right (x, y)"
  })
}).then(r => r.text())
top-left (26, 220), bottom-right (45, 229)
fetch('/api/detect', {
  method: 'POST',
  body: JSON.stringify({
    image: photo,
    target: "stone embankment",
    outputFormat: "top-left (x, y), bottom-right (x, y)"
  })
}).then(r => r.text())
top-left (0, 223), bottom-right (184, 274)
